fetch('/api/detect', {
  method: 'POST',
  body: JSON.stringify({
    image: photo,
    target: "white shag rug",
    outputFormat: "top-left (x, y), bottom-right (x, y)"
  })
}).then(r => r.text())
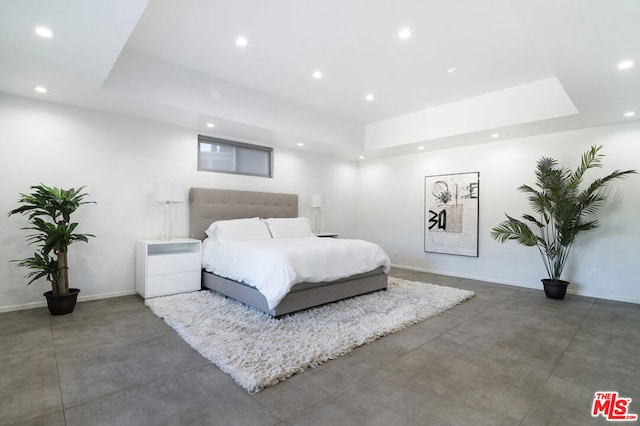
top-left (145, 277), bottom-right (474, 394)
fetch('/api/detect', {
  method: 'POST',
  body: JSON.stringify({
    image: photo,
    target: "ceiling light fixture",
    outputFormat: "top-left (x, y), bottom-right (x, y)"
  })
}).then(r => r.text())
top-left (617, 60), bottom-right (635, 70)
top-left (206, 122), bottom-right (215, 128)
top-left (313, 70), bottom-right (323, 79)
top-left (358, 156), bottom-right (365, 160)
top-left (624, 111), bottom-right (636, 117)
top-left (297, 142), bottom-right (304, 147)
top-left (491, 133), bottom-right (500, 138)
top-left (235, 36), bottom-right (248, 47)
top-left (418, 146), bottom-right (424, 150)
top-left (447, 67), bottom-right (457, 74)
top-left (365, 93), bottom-right (375, 102)
top-left (398, 28), bottom-right (412, 40)
top-left (34, 86), bottom-right (47, 94)
top-left (35, 26), bottom-right (54, 38)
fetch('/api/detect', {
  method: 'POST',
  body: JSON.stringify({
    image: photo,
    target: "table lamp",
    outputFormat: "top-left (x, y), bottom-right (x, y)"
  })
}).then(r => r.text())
top-left (310, 194), bottom-right (324, 233)
top-left (152, 183), bottom-right (186, 240)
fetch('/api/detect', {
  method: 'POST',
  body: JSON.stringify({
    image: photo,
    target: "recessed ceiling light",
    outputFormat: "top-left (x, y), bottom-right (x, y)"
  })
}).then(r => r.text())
top-left (398, 28), bottom-right (412, 40)
top-left (35, 26), bottom-right (54, 38)
top-left (206, 122), bottom-right (215, 128)
top-left (365, 93), bottom-right (375, 102)
top-left (297, 142), bottom-right (304, 147)
top-left (624, 111), bottom-right (636, 117)
top-left (491, 133), bottom-right (500, 138)
top-left (617, 60), bottom-right (635, 70)
top-left (313, 70), bottom-right (323, 79)
top-left (358, 156), bottom-right (365, 160)
top-left (235, 36), bottom-right (248, 47)
top-left (418, 146), bottom-right (424, 150)
top-left (34, 86), bottom-right (47, 94)
top-left (447, 67), bottom-right (457, 74)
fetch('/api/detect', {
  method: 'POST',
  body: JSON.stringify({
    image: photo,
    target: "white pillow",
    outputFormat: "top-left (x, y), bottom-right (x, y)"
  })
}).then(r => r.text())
top-left (205, 217), bottom-right (272, 242)
top-left (263, 217), bottom-right (315, 239)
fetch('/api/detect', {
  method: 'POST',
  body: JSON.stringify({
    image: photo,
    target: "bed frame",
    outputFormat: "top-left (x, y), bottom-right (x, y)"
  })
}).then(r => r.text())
top-left (189, 187), bottom-right (388, 317)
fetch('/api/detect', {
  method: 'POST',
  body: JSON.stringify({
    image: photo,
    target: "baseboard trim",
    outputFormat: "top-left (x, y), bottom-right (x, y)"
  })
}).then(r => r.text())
top-left (77, 290), bottom-right (138, 303)
top-left (0, 300), bottom-right (48, 313)
top-left (389, 263), bottom-right (640, 305)
top-left (0, 290), bottom-right (138, 313)
top-left (390, 263), bottom-right (537, 290)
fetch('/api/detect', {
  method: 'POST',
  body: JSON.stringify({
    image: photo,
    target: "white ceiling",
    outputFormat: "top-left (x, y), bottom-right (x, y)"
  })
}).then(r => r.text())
top-left (125, 0), bottom-right (555, 123)
top-left (1, 0), bottom-right (638, 160)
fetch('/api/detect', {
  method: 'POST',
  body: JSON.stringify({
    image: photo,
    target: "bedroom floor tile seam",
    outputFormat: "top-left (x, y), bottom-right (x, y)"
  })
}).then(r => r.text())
top-left (264, 307), bottom-right (492, 422)
top-left (51, 317), bottom-right (67, 424)
top-left (48, 319), bottom-right (214, 413)
top-left (276, 268), bottom-right (601, 425)
top-left (516, 298), bottom-right (596, 424)
top-left (279, 299), bottom-right (594, 425)
top-left (3, 269), bottom-right (640, 426)
top-left (51, 361), bottom-right (215, 413)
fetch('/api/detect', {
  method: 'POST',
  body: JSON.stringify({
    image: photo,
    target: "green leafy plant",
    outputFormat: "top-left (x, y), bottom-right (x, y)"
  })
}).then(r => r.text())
top-left (8, 184), bottom-right (95, 295)
top-left (490, 145), bottom-right (636, 282)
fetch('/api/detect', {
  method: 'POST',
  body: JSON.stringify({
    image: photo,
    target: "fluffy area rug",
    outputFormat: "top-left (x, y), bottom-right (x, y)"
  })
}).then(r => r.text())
top-left (145, 277), bottom-right (474, 394)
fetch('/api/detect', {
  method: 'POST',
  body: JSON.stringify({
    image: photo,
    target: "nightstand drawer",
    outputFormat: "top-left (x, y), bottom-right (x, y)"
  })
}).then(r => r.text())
top-left (147, 253), bottom-right (200, 276)
top-left (146, 271), bottom-right (201, 298)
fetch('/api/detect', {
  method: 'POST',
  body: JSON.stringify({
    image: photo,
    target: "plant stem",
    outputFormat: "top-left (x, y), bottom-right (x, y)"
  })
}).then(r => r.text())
top-left (57, 250), bottom-right (69, 295)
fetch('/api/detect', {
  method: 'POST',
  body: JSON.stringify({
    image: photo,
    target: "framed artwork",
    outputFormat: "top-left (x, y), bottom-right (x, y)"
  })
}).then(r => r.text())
top-left (424, 172), bottom-right (479, 257)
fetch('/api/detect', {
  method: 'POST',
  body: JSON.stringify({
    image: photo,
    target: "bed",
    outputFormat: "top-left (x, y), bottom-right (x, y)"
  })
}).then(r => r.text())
top-left (189, 187), bottom-right (390, 317)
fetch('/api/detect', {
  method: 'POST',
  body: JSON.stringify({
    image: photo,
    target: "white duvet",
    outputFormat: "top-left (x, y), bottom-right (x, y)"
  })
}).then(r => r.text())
top-left (202, 237), bottom-right (391, 309)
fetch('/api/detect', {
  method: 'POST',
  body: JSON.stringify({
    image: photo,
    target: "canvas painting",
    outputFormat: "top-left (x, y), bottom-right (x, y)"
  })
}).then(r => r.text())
top-left (424, 172), bottom-right (479, 256)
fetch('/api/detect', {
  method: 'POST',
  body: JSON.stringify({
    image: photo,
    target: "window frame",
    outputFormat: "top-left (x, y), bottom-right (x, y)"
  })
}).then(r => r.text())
top-left (197, 135), bottom-right (273, 178)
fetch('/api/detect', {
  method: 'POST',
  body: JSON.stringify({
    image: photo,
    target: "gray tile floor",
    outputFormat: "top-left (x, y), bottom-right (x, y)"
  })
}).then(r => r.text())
top-left (1, 268), bottom-right (639, 425)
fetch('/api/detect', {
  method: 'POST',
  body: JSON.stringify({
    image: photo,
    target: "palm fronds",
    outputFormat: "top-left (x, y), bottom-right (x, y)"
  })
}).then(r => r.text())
top-left (490, 145), bottom-right (636, 281)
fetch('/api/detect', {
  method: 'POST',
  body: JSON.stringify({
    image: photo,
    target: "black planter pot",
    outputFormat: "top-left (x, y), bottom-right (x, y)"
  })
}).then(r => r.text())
top-left (541, 279), bottom-right (569, 300)
top-left (43, 288), bottom-right (80, 315)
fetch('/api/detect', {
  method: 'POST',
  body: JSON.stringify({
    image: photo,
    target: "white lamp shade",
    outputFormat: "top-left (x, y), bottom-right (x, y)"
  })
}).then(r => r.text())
top-left (310, 194), bottom-right (324, 208)
top-left (152, 183), bottom-right (186, 203)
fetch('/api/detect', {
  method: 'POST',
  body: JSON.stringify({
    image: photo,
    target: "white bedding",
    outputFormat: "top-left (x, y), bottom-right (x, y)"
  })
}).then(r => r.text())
top-left (201, 237), bottom-right (391, 309)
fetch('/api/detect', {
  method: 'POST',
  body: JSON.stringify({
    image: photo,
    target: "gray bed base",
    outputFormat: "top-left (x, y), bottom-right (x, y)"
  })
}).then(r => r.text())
top-left (189, 187), bottom-right (388, 317)
top-left (202, 267), bottom-right (387, 317)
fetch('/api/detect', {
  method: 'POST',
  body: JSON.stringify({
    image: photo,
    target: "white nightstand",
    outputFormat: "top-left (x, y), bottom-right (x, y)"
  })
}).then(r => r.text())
top-left (136, 238), bottom-right (201, 298)
top-left (314, 232), bottom-right (340, 238)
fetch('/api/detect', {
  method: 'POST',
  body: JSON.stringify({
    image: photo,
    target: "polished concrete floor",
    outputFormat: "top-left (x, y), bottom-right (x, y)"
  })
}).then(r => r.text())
top-left (1, 268), bottom-right (639, 425)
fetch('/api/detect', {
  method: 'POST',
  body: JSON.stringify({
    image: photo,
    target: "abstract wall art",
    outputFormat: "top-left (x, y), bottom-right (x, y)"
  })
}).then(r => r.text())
top-left (424, 172), bottom-right (479, 256)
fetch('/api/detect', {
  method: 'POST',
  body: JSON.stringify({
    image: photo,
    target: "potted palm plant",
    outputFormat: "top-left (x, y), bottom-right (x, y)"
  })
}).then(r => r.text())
top-left (8, 184), bottom-right (95, 314)
top-left (490, 145), bottom-right (636, 299)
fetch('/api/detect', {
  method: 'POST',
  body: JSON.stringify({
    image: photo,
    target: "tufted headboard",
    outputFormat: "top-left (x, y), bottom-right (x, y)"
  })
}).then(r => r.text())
top-left (189, 187), bottom-right (299, 240)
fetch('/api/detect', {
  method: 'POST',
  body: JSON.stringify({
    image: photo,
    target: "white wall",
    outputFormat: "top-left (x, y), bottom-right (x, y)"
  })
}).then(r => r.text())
top-left (2, 93), bottom-right (638, 311)
top-left (358, 121), bottom-right (640, 303)
top-left (0, 94), bottom-right (359, 311)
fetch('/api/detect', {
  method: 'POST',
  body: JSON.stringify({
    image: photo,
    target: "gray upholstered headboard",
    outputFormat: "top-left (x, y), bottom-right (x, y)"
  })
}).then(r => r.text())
top-left (189, 187), bottom-right (299, 240)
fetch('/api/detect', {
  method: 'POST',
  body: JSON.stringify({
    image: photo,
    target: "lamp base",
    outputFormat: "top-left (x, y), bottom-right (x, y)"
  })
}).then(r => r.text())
top-left (312, 207), bottom-right (322, 233)
top-left (160, 201), bottom-right (173, 240)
